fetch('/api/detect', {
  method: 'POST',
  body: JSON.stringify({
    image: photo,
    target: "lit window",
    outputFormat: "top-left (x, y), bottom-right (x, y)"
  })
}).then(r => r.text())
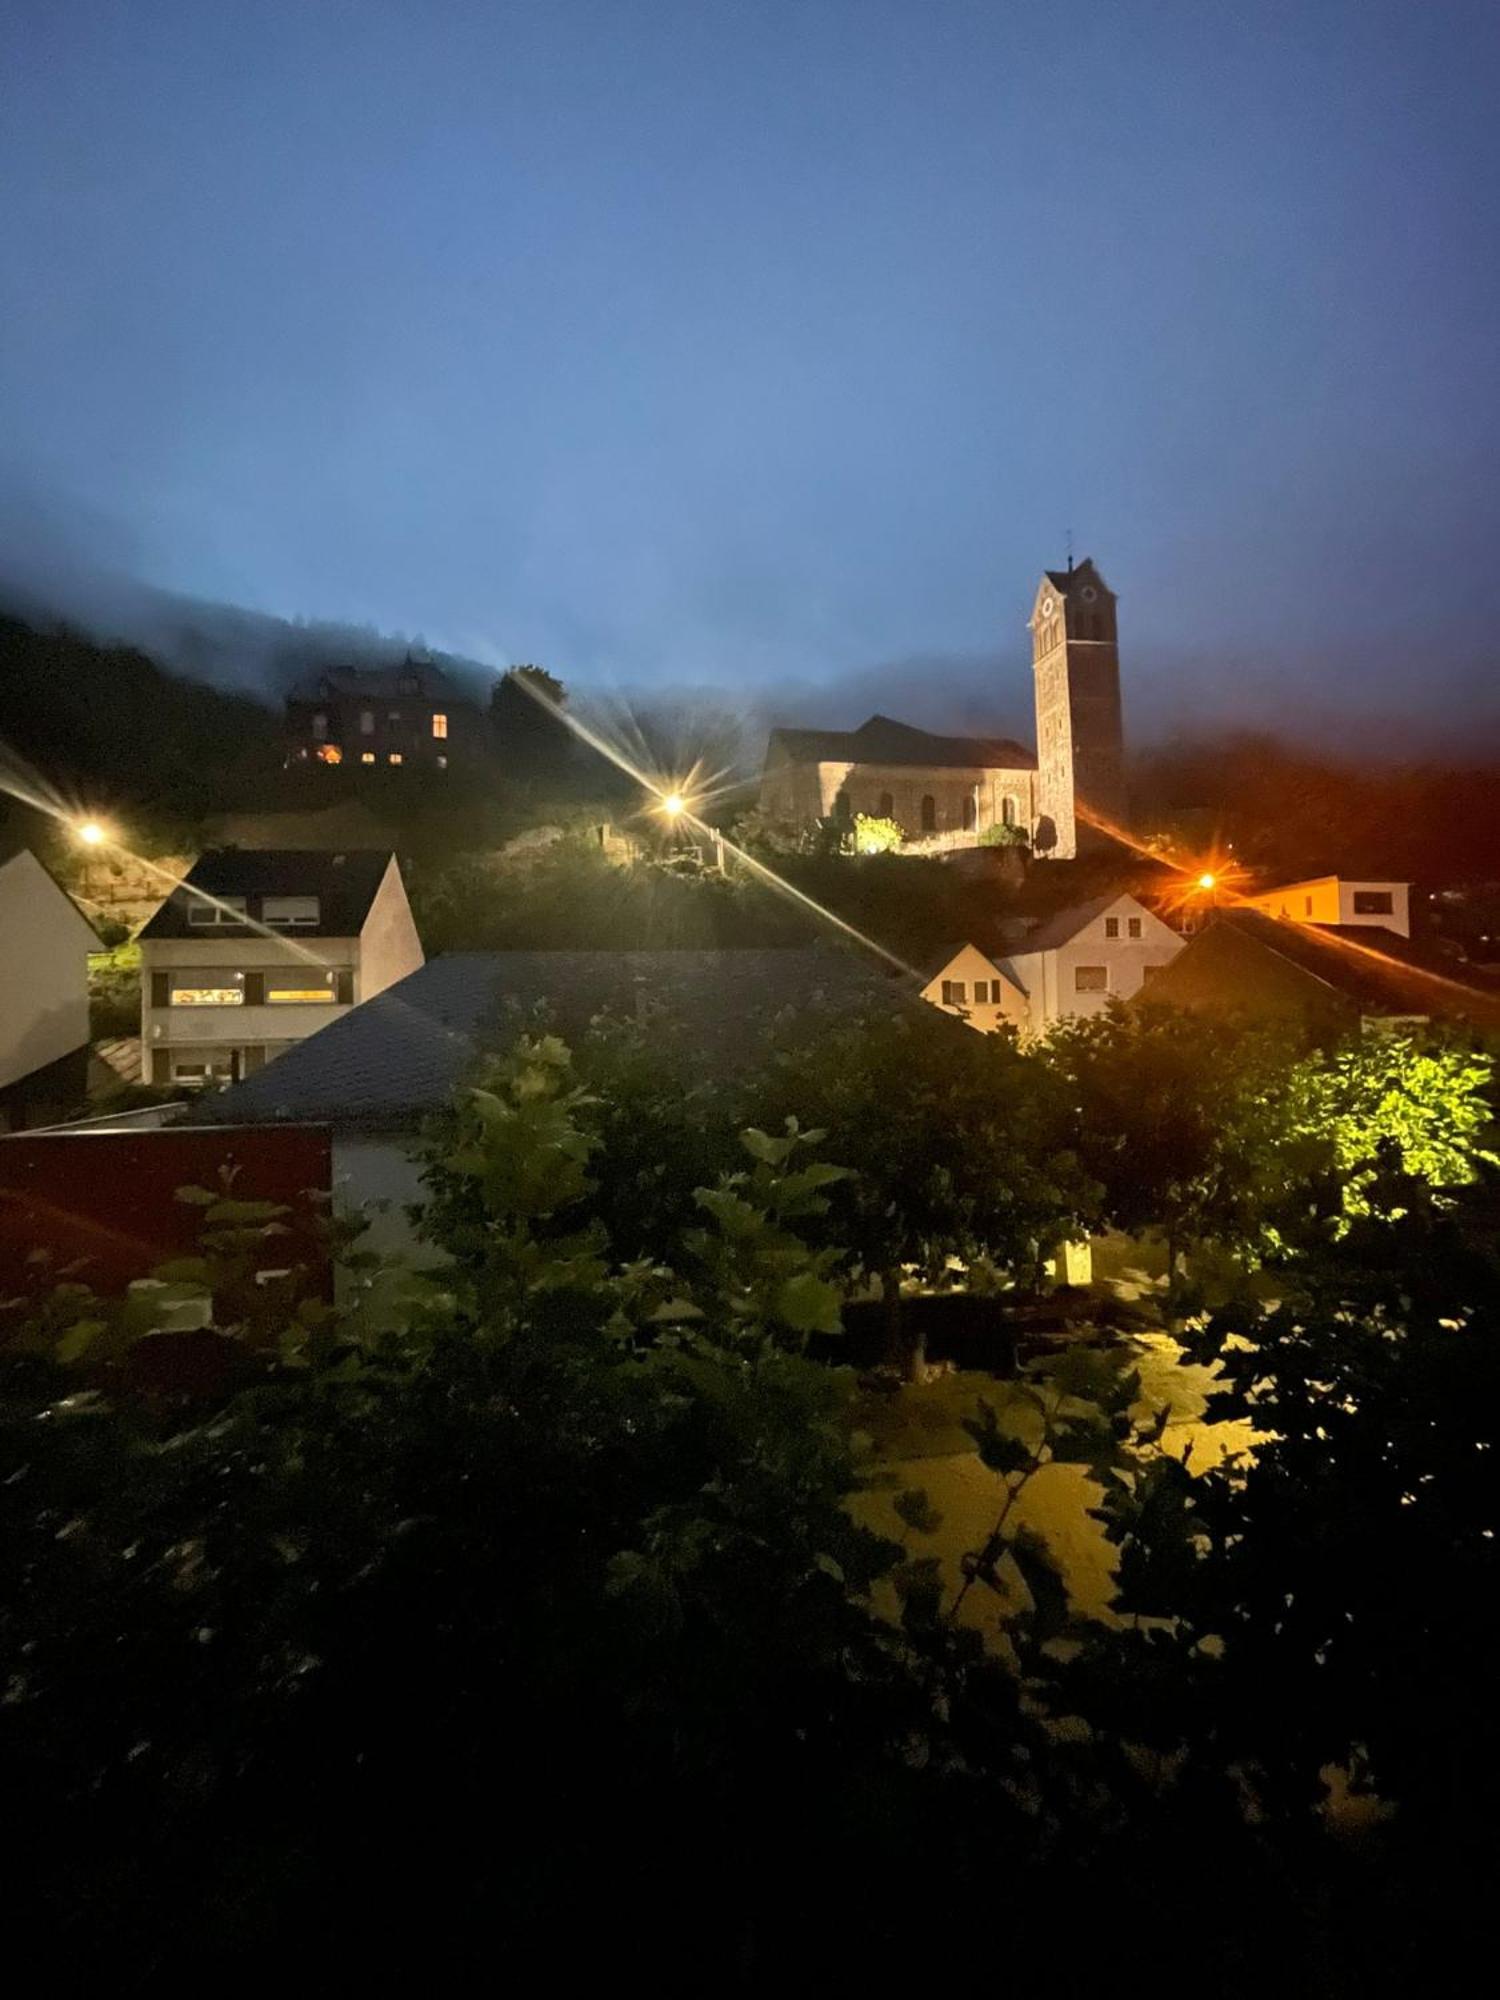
top-left (263, 896), bottom-right (320, 927)
top-left (432, 712), bottom-right (448, 739)
top-left (1128, 917), bottom-right (1142, 938)
top-left (389, 752), bottom-right (403, 765)
top-left (1105, 917), bottom-right (1120, 938)
top-left (361, 751), bottom-right (375, 764)
top-left (267, 982), bottom-right (337, 1005)
top-left (360, 709), bottom-right (375, 734)
top-left (316, 743), bottom-right (342, 764)
top-left (1075, 966), bottom-right (1108, 993)
top-left (186, 896), bottom-right (248, 927)
top-left (171, 971), bottom-right (245, 1007)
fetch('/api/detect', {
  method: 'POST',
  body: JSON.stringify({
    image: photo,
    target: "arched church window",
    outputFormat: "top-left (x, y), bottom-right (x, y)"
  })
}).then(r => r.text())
top-left (962, 795), bottom-right (977, 832)
top-left (1002, 794), bottom-right (1018, 827)
top-left (878, 791), bottom-right (894, 819)
top-left (920, 795), bottom-right (936, 833)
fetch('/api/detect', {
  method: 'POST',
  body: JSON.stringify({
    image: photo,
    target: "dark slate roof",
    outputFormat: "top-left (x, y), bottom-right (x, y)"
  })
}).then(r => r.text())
top-left (766, 712), bottom-right (1035, 771)
top-left (1161, 911), bottom-right (1500, 1026)
top-left (1009, 893), bottom-right (1130, 955)
top-left (286, 662), bottom-right (467, 703)
top-left (194, 948), bottom-right (913, 1132)
top-left (138, 849), bottom-right (395, 941)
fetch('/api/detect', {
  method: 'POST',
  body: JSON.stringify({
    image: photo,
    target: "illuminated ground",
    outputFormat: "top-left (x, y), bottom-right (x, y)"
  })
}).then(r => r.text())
top-left (851, 1322), bottom-right (1260, 1640)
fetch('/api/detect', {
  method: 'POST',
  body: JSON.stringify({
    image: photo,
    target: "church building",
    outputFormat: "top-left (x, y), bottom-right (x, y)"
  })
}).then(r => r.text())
top-left (759, 558), bottom-right (1126, 860)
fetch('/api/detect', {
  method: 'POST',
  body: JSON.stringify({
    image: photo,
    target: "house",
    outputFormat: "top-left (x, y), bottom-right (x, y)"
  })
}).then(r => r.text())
top-left (186, 947), bottom-right (913, 1239)
top-left (137, 849), bottom-right (424, 1088)
top-left (0, 845), bottom-right (97, 1130)
top-left (919, 943), bottom-right (1030, 1034)
top-left (759, 557), bottom-right (1127, 858)
top-left (284, 660), bottom-right (477, 771)
top-left (760, 715), bottom-right (1037, 845)
top-left (924, 894), bottom-right (1183, 1038)
top-left (1239, 875), bottom-right (1411, 939)
top-left (1139, 908), bottom-right (1500, 1034)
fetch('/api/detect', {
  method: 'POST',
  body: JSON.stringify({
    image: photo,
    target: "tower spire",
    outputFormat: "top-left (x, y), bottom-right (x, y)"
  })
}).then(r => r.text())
top-left (1066, 526), bottom-right (1074, 574)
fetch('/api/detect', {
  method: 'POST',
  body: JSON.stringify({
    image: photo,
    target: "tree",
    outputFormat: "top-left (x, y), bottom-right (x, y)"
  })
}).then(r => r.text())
top-left (1044, 1003), bottom-right (1303, 1293)
top-left (489, 663), bottom-right (573, 786)
top-left (747, 1004), bottom-right (1097, 1376)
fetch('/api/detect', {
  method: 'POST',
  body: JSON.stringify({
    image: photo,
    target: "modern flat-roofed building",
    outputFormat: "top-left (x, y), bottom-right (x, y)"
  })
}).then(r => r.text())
top-left (137, 849), bottom-right (423, 1088)
top-left (1239, 875), bottom-right (1410, 939)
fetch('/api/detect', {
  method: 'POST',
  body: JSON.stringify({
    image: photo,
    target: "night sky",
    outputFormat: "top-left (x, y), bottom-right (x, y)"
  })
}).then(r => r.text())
top-left (3, 0), bottom-right (1498, 747)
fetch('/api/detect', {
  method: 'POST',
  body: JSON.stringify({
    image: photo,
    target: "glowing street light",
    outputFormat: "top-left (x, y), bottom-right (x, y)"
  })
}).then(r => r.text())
top-left (662, 792), bottom-right (686, 818)
top-left (75, 820), bottom-right (108, 847)
top-left (1197, 871), bottom-right (1216, 891)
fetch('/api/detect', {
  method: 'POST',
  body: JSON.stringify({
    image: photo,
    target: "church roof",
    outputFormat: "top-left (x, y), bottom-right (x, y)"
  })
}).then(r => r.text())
top-left (766, 713), bottom-right (1035, 771)
top-left (1039, 558), bottom-right (1111, 598)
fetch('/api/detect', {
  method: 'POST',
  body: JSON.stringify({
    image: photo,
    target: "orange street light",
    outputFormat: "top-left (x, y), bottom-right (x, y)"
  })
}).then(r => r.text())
top-left (76, 820), bottom-right (108, 846)
top-left (1197, 871), bottom-right (1216, 891)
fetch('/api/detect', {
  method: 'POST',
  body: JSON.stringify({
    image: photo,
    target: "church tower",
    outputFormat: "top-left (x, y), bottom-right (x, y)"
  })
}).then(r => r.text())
top-left (1030, 558), bottom-right (1126, 858)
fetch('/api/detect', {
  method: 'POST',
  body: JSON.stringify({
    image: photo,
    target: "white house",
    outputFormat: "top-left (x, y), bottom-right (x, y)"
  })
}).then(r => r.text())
top-left (924, 893), bottom-right (1184, 1038)
top-left (919, 943), bottom-right (1030, 1033)
top-left (1239, 875), bottom-right (1410, 939)
top-left (137, 849), bottom-right (423, 1088)
top-left (0, 845), bottom-right (98, 1129)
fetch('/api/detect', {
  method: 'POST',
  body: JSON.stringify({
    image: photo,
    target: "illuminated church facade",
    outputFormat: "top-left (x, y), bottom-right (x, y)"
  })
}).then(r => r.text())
top-left (759, 558), bottom-right (1126, 860)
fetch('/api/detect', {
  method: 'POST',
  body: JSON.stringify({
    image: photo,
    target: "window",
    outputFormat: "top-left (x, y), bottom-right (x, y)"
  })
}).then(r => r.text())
top-left (1002, 794), bottom-right (1018, 827)
top-left (267, 985), bottom-right (336, 1005)
top-left (360, 709), bottom-right (375, 735)
top-left (389, 752), bottom-right (403, 765)
top-left (1305, 896), bottom-right (1313, 916)
top-left (388, 710), bottom-right (402, 723)
top-left (311, 711), bottom-right (327, 739)
top-left (186, 895), bottom-right (248, 927)
top-left (263, 895), bottom-right (320, 927)
top-left (170, 970), bottom-right (245, 1007)
top-left (974, 981), bottom-right (990, 1004)
top-left (1128, 917), bottom-right (1142, 938)
top-left (1105, 917), bottom-right (1120, 938)
top-left (361, 751), bottom-right (375, 764)
top-left (436, 754), bottom-right (448, 769)
top-left (432, 712), bottom-right (448, 739)
top-left (1074, 966), bottom-right (1108, 993)
top-left (398, 672), bottom-right (419, 696)
top-left (316, 744), bottom-right (342, 765)
top-left (941, 980), bottom-right (968, 1006)
top-left (962, 795), bottom-right (977, 832)
top-left (921, 795), bottom-right (936, 832)
top-left (878, 791), bottom-right (894, 818)
top-left (1353, 890), bottom-right (1394, 915)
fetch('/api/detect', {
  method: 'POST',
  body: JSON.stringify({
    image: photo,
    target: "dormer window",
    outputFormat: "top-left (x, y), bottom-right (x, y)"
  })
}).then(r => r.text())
top-left (186, 895), bottom-right (248, 927)
top-left (263, 895), bottom-right (320, 927)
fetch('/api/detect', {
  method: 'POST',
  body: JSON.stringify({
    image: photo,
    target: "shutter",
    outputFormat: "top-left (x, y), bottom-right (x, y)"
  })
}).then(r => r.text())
top-left (151, 971), bottom-right (170, 1009)
top-left (335, 968), bottom-right (354, 1005)
top-left (243, 972), bottom-right (264, 1006)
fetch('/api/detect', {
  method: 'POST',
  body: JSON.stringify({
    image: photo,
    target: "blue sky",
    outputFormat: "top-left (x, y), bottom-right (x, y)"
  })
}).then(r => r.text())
top-left (3, 0), bottom-right (1498, 745)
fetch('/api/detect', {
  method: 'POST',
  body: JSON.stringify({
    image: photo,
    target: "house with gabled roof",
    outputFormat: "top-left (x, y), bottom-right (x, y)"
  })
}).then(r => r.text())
top-left (0, 844), bottom-right (97, 1130)
top-left (137, 848), bottom-right (423, 1089)
top-left (923, 892), bottom-right (1185, 1037)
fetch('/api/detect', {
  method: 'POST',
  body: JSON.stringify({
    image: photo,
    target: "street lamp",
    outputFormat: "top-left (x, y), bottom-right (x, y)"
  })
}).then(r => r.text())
top-left (662, 792), bottom-right (686, 818)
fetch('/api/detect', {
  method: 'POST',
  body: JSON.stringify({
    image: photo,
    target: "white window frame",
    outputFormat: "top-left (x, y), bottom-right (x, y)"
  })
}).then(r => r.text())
top-left (186, 895), bottom-right (248, 927)
top-left (262, 895), bottom-right (320, 928)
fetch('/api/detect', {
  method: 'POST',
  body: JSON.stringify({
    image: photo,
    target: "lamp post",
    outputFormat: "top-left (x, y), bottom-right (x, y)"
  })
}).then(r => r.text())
top-left (75, 820), bottom-right (108, 906)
